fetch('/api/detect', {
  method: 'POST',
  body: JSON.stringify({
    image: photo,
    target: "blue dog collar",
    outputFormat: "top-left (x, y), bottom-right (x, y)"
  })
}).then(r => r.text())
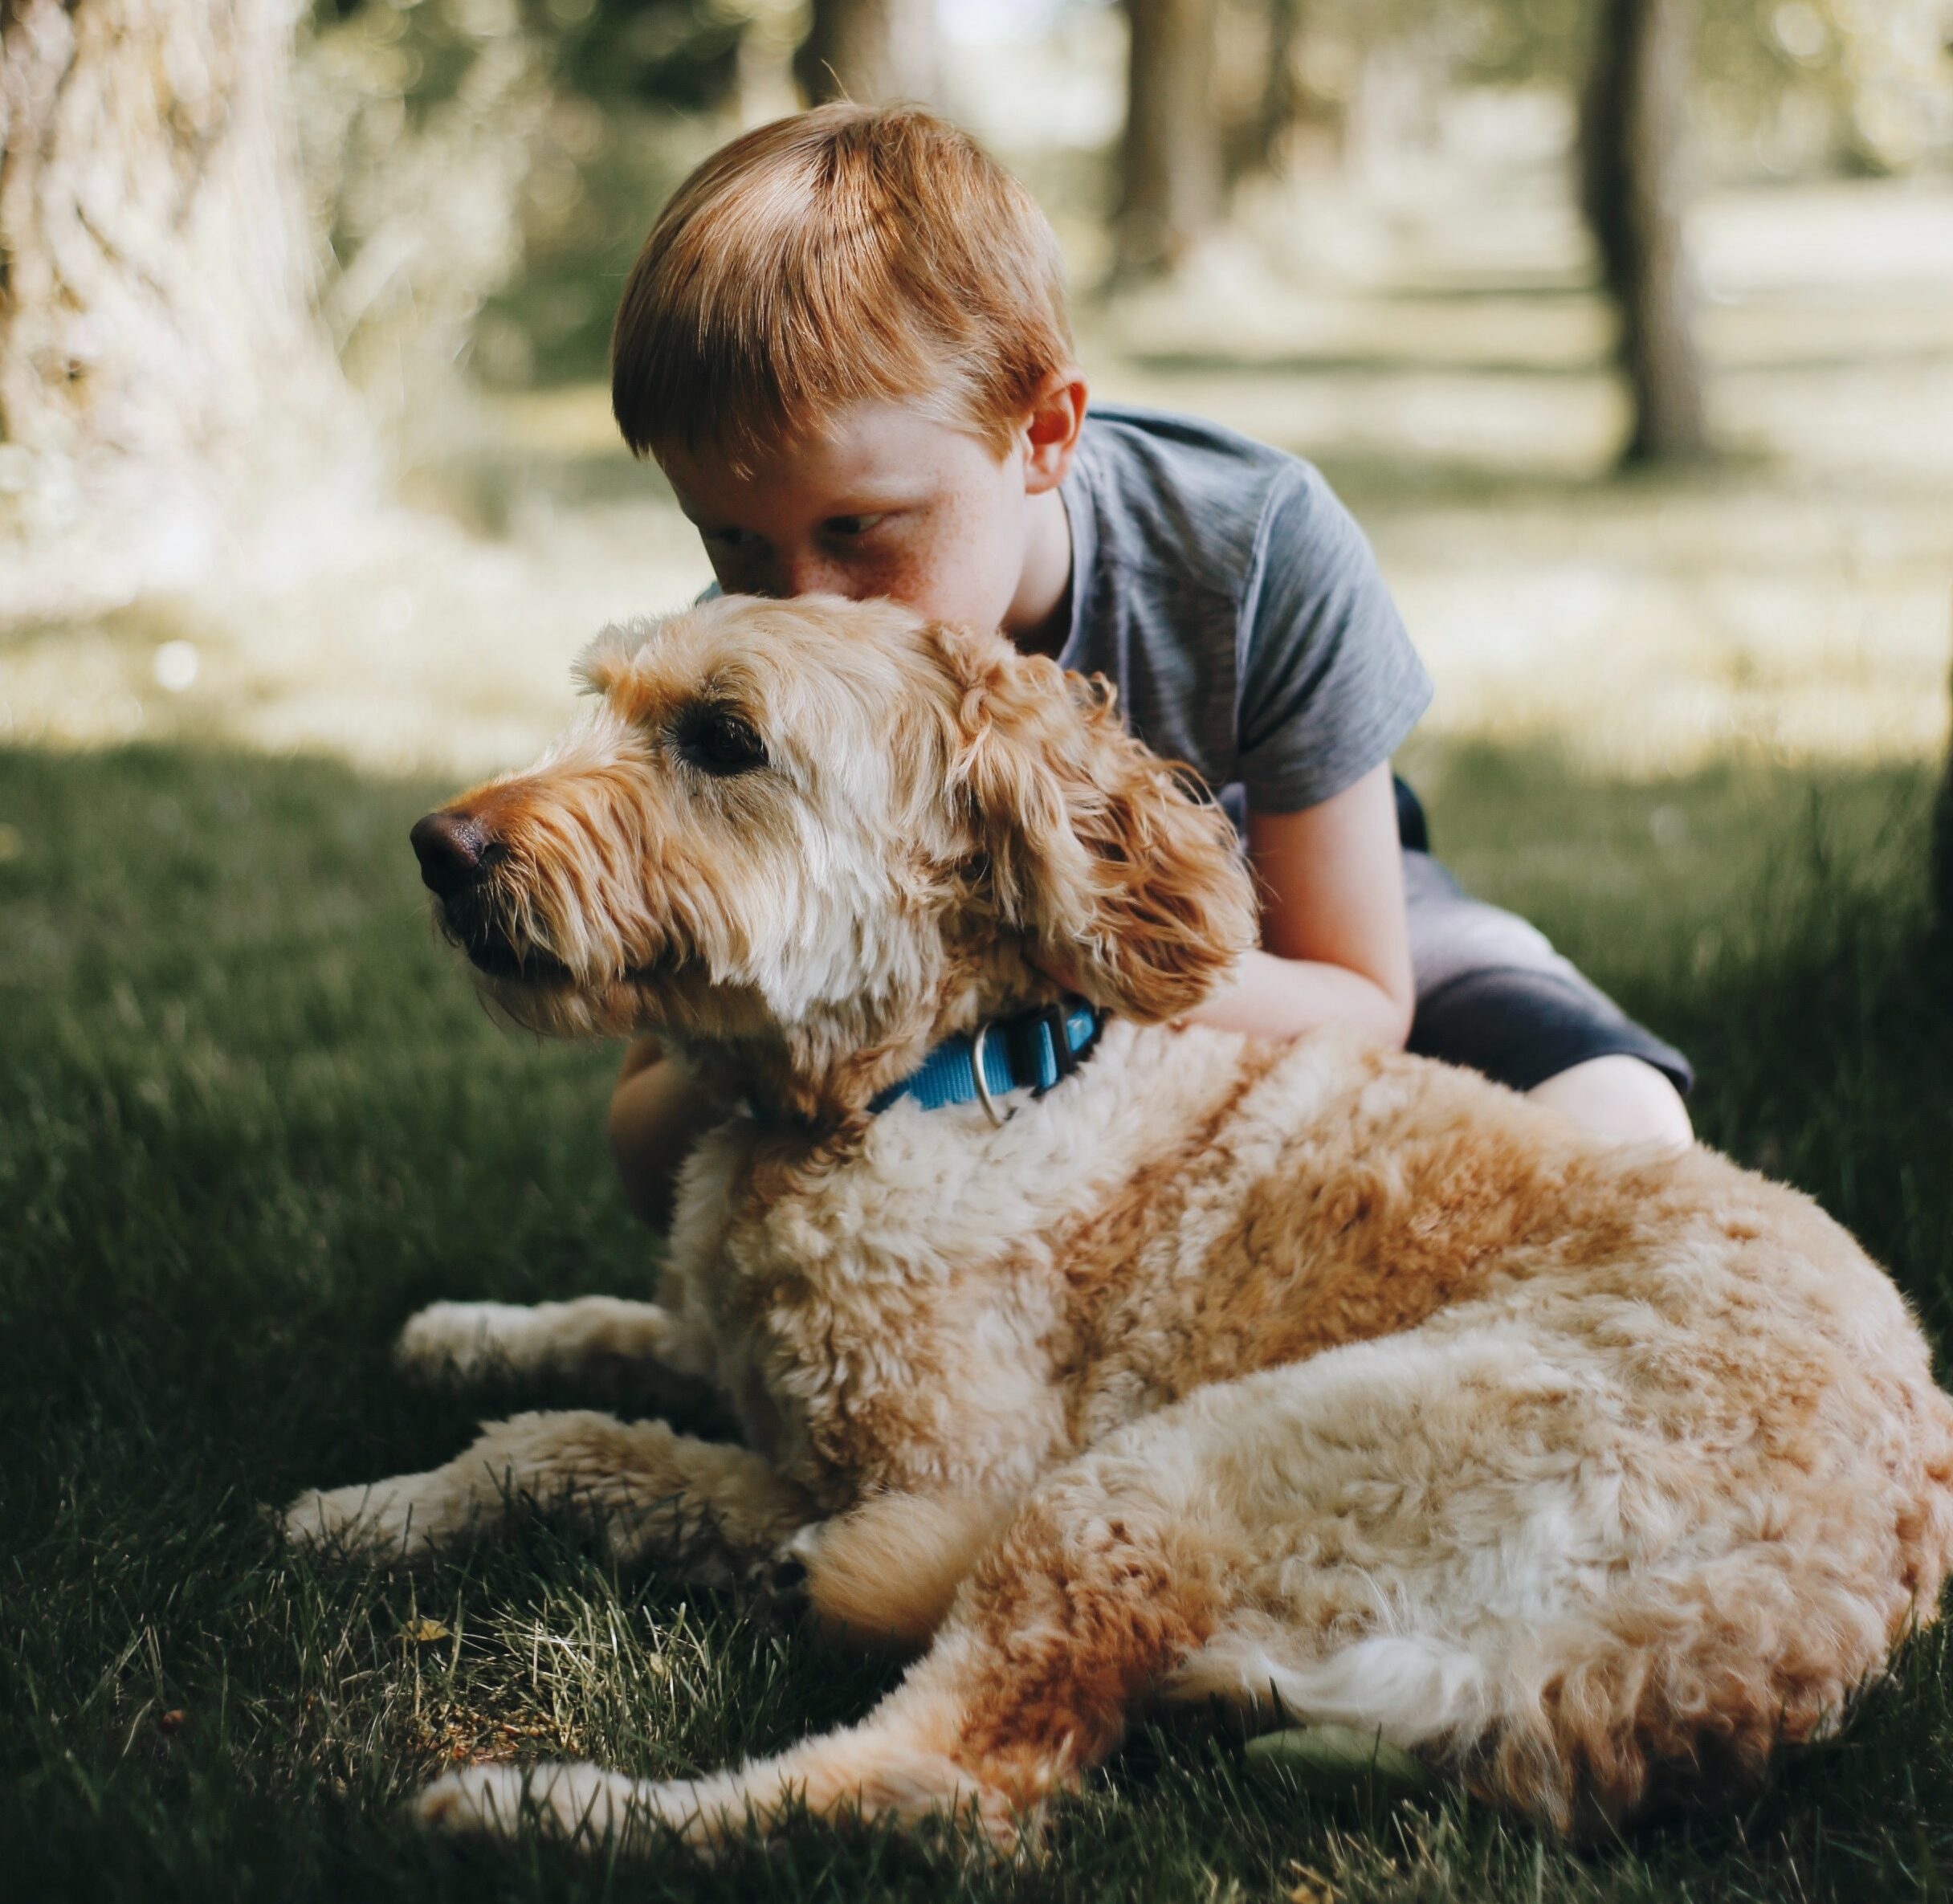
top-left (870, 1000), bottom-right (1106, 1124)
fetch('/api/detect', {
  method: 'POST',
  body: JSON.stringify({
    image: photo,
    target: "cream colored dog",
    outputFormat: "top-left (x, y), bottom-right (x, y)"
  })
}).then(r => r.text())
top-left (284, 593), bottom-right (1953, 1850)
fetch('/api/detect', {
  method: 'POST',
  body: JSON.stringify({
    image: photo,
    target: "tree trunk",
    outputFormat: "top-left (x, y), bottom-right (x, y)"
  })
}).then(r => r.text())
top-left (1936, 769), bottom-right (1953, 956)
top-left (1115, 0), bottom-right (1223, 280)
top-left (1578, 0), bottom-right (1709, 463)
top-left (793, 0), bottom-right (936, 107)
top-left (0, 0), bottom-right (358, 624)
top-left (1936, 632), bottom-right (1953, 963)
top-left (1233, 0), bottom-right (1303, 185)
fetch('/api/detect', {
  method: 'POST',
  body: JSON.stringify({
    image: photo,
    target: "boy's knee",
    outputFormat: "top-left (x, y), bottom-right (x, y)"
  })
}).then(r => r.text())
top-left (608, 1048), bottom-right (707, 1229)
top-left (615, 1032), bottom-right (664, 1086)
top-left (605, 1056), bottom-right (654, 1164)
top-left (1528, 1054), bottom-right (1693, 1153)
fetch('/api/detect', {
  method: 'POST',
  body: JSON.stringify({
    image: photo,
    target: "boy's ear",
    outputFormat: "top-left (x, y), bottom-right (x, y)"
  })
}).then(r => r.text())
top-left (929, 622), bottom-right (1257, 1022)
top-left (1021, 371), bottom-right (1088, 494)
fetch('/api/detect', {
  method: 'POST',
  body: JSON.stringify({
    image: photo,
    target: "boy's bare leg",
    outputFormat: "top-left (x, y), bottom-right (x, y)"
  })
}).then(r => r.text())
top-left (1529, 1054), bottom-right (1692, 1152)
top-left (608, 1038), bottom-right (722, 1230)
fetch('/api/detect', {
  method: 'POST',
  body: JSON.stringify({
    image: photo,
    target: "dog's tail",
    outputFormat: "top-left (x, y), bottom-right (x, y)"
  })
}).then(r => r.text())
top-left (1180, 1509), bottom-right (1953, 1838)
top-left (1176, 1629), bottom-right (1496, 1749)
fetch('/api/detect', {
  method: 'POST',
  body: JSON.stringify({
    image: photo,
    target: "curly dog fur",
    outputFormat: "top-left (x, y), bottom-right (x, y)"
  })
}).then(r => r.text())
top-left (283, 592), bottom-right (1953, 1851)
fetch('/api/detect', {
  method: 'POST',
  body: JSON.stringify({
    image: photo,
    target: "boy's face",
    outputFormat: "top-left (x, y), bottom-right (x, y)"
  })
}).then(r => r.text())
top-left (658, 393), bottom-right (1076, 644)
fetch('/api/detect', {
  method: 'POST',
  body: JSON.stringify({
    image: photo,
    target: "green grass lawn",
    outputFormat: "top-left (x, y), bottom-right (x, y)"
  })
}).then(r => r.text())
top-left (5, 738), bottom-right (1953, 1902)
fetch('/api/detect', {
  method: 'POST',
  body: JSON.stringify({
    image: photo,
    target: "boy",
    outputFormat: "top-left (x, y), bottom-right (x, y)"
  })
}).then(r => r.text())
top-left (604, 103), bottom-right (1692, 1227)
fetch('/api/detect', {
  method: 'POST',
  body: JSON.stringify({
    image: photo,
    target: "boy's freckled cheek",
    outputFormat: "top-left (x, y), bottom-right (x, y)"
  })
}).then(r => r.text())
top-left (875, 549), bottom-right (932, 601)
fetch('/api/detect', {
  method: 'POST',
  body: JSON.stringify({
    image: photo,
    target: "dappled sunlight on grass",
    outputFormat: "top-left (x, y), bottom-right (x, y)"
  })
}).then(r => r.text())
top-left (0, 493), bottom-right (711, 778)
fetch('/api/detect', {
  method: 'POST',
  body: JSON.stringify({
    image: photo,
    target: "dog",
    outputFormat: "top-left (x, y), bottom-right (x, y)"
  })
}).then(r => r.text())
top-left (284, 592), bottom-right (1953, 1849)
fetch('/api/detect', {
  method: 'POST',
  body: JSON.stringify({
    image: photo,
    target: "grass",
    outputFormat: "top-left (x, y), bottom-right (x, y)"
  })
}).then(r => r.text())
top-left (4, 736), bottom-right (1953, 1902)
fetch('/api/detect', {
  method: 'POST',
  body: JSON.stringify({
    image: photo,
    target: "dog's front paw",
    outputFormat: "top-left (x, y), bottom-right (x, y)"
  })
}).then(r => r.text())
top-left (279, 1478), bottom-right (442, 1559)
top-left (414, 1763), bottom-right (529, 1837)
top-left (415, 1760), bottom-right (633, 1842)
top-left (397, 1301), bottom-right (527, 1382)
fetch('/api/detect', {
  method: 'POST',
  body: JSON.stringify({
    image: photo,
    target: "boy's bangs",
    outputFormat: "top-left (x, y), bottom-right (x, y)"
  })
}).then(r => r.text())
top-left (610, 105), bottom-right (1072, 474)
top-left (615, 239), bottom-right (981, 475)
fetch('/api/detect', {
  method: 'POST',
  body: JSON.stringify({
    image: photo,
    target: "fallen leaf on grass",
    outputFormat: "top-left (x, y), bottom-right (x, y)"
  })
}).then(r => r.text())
top-left (1284, 1860), bottom-right (1337, 1903)
top-left (1246, 1722), bottom-right (1435, 1798)
top-left (398, 1619), bottom-right (452, 1644)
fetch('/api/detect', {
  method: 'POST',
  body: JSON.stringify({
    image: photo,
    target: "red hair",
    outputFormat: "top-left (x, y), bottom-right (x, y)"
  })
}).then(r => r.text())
top-left (610, 104), bottom-right (1074, 471)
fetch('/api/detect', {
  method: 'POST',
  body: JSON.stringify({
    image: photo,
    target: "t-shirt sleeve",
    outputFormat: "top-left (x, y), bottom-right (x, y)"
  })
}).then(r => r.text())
top-left (1233, 464), bottom-right (1432, 812)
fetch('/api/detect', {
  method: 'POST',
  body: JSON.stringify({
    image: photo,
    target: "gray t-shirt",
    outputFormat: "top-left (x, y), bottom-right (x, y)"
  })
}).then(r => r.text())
top-left (1056, 405), bottom-right (1431, 817)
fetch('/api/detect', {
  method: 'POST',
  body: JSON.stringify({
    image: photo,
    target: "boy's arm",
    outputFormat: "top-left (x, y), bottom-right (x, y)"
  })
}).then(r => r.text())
top-left (1175, 760), bottom-right (1414, 1047)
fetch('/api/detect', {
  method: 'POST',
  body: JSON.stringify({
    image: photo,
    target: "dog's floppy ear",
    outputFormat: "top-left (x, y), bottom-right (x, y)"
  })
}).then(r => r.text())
top-left (932, 622), bottom-right (1258, 1022)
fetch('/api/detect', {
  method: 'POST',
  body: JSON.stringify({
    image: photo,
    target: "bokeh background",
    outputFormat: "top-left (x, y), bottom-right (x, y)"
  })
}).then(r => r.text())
top-left (2, 0), bottom-right (1950, 782)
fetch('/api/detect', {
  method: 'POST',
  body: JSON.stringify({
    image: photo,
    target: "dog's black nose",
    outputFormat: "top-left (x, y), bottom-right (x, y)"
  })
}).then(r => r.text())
top-left (410, 811), bottom-right (494, 896)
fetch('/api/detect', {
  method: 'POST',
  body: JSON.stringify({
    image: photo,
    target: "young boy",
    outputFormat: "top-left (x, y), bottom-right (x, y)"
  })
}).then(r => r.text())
top-left (604, 103), bottom-right (1693, 1228)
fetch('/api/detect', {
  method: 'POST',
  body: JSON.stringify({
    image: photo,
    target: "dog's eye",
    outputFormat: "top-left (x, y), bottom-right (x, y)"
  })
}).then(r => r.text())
top-left (675, 703), bottom-right (769, 777)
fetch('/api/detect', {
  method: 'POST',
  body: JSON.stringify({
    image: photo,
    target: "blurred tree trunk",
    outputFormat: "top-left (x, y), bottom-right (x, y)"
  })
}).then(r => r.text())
top-left (1936, 635), bottom-right (1953, 961)
top-left (1234, 0), bottom-right (1303, 183)
top-left (1578, 0), bottom-right (1709, 463)
top-left (793, 0), bottom-right (936, 106)
top-left (1115, 0), bottom-right (1223, 279)
top-left (1937, 780), bottom-right (1953, 955)
top-left (0, 0), bottom-right (357, 623)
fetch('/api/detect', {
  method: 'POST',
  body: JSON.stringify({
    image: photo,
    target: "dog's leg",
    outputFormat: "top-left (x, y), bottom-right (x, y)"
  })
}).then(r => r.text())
top-left (398, 1297), bottom-right (684, 1384)
top-left (396, 1296), bottom-right (726, 1419)
top-left (280, 1411), bottom-right (812, 1579)
top-left (414, 1448), bottom-right (1226, 1850)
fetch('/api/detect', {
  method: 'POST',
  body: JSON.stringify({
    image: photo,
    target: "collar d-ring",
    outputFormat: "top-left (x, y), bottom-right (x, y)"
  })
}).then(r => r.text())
top-left (968, 1021), bottom-right (1015, 1127)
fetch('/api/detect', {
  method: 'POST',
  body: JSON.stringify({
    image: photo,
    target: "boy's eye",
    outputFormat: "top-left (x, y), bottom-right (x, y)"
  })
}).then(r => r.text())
top-left (822, 513), bottom-right (886, 539)
top-left (703, 527), bottom-right (755, 551)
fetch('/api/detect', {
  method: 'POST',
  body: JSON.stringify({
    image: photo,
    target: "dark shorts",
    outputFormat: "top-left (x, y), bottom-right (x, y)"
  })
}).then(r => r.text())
top-left (1394, 781), bottom-right (1694, 1097)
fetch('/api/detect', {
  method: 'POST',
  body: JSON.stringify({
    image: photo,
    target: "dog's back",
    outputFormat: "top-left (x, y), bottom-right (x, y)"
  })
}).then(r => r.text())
top-left (655, 1014), bottom-right (1953, 1833)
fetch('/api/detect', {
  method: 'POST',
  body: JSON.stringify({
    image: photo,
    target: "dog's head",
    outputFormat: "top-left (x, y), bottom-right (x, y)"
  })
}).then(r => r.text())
top-left (411, 594), bottom-right (1256, 1117)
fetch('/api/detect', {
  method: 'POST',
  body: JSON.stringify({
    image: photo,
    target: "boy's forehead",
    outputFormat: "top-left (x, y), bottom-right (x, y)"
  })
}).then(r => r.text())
top-left (660, 401), bottom-right (1001, 514)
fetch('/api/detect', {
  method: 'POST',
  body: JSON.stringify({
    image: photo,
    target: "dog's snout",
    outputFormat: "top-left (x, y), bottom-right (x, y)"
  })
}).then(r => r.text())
top-left (410, 810), bottom-right (498, 897)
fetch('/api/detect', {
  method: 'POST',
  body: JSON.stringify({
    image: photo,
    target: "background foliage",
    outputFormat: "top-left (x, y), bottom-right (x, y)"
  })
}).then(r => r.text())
top-left (292, 0), bottom-right (1953, 396)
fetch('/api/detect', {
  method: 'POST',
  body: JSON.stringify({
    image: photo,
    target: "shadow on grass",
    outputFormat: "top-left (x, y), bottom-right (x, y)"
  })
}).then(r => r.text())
top-left (1, 738), bottom-right (1949, 1902)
